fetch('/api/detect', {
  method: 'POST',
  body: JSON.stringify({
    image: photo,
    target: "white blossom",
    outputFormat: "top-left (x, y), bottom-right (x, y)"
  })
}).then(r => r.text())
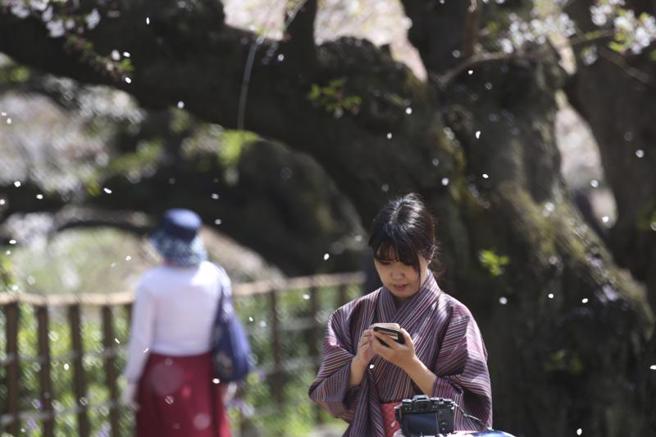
top-left (29, 0), bottom-right (49, 11)
top-left (46, 19), bottom-right (65, 38)
top-left (85, 9), bottom-right (100, 30)
top-left (10, 2), bottom-right (31, 19)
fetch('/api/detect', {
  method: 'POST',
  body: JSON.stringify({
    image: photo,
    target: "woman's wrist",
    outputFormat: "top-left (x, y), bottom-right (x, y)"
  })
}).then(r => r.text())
top-left (349, 355), bottom-right (368, 387)
top-left (352, 354), bottom-right (368, 371)
top-left (402, 355), bottom-right (427, 377)
top-left (402, 356), bottom-right (437, 396)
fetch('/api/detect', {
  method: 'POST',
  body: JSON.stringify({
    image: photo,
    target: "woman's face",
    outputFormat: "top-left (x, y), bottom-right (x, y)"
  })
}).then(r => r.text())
top-left (373, 250), bottom-right (430, 301)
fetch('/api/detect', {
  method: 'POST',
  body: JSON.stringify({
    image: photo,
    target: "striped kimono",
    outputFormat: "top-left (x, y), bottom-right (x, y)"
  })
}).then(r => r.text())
top-left (309, 273), bottom-right (492, 436)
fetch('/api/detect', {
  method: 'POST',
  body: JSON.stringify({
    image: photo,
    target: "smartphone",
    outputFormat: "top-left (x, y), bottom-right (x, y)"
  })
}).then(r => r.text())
top-left (373, 326), bottom-right (405, 345)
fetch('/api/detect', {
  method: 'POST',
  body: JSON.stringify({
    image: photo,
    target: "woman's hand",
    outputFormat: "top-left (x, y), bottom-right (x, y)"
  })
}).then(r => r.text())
top-left (371, 328), bottom-right (417, 371)
top-left (121, 382), bottom-right (138, 409)
top-left (350, 329), bottom-right (376, 387)
top-left (354, 328), bottom-right (376, 366)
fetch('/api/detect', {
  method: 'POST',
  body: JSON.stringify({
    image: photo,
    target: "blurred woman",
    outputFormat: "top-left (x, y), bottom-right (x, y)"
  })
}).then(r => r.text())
top-left (122, 208), bottom-right (232, 437)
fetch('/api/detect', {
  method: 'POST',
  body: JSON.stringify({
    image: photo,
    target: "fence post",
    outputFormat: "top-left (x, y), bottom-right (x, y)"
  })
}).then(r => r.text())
top-left (338, 284), bottom-right (349, 307)
top-left (307, 285), bottom-right (323, 424)
top-left (68, 304), bottom-right (90, 437)
top-left (36, 305), bottom-right (54, 437)
top-left (268, 289), bottom-right (284, 405)
top-left (4, 302), bottom-right (20, 435)
top-left (101, 305), bottom-right (120, 437)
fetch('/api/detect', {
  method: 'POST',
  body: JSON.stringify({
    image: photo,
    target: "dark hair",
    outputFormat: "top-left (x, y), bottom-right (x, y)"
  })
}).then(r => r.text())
top-left (368, 193), bottom-right (437, 272)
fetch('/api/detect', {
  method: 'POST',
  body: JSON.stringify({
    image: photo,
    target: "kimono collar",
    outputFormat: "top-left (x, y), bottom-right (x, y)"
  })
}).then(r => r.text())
top-left (377, 271), bottom-right (441, 325)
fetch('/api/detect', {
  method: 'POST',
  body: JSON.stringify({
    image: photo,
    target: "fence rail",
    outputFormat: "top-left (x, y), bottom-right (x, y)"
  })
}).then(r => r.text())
top-left (0, 272), bottom-right (364, 437)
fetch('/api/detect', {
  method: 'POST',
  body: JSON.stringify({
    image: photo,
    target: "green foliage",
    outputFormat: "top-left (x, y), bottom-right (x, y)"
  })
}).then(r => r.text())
top-left (307, 79), bottom-right (362, 117)
top-left (0, 254), bottom-right (13, 291)
top-left (478, 249), bottom-right (510, 277)
top-left (0, 65), bottom-right (31, 84)
top-left (218, 130), bottom-right (258, 168)
top-left (544, 349), bottom-right (584, 376)
top-left (63, 35), bottom-right (130, 82)
top-left (636, 202), bottom-right (656, 232)
top-left (171, 110), bottom-right (192, 134)
top-left (106, 140), bottom-right (162, 176)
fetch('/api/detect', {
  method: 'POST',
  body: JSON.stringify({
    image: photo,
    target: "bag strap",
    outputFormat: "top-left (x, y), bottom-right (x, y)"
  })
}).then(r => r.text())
top-left (213, 266), bottom-right (229, 333)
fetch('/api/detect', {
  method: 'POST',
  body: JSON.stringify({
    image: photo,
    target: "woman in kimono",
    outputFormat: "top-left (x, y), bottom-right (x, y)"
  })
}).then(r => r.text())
top-left (121, 208), bottom-right (233, 437)
top-left (309, 193), bottom-right (492, 437)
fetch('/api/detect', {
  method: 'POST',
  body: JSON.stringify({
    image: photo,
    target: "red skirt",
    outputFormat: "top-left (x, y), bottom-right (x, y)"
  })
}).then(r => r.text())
top-left (136, 352), bottom-right (231, 437)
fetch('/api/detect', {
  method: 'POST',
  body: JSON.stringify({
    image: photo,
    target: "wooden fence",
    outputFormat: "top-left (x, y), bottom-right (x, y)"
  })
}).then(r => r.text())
top-left (0, 272), bottom-right (364, 437)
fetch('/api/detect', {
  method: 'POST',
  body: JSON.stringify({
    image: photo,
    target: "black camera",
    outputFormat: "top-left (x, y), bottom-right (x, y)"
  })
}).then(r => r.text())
top-left (394, 394), bottom-right (455, 436)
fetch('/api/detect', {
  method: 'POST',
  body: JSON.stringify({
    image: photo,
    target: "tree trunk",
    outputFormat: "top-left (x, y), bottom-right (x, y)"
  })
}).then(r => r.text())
top-left (565, 0), bottom-right (656, 312)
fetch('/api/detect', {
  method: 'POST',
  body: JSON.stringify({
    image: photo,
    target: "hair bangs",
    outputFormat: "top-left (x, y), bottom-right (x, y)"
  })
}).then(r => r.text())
top-left (370, 225), bottom-right (420, 269)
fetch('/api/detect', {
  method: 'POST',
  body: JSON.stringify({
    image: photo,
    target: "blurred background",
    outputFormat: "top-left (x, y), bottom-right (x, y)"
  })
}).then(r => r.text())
top-left (1, 0), bottom-right (655, 436)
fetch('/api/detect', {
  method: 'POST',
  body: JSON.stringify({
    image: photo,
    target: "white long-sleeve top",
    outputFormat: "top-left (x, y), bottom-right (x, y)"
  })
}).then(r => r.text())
top-left (123, 261), bottom-right (231, 383)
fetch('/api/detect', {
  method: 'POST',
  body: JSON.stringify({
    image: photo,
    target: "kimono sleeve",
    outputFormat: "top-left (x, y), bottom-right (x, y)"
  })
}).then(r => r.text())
top-left (308, 307), bottom-right (360, 421)
top-left (431, 308), bottom-right (492, 429)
